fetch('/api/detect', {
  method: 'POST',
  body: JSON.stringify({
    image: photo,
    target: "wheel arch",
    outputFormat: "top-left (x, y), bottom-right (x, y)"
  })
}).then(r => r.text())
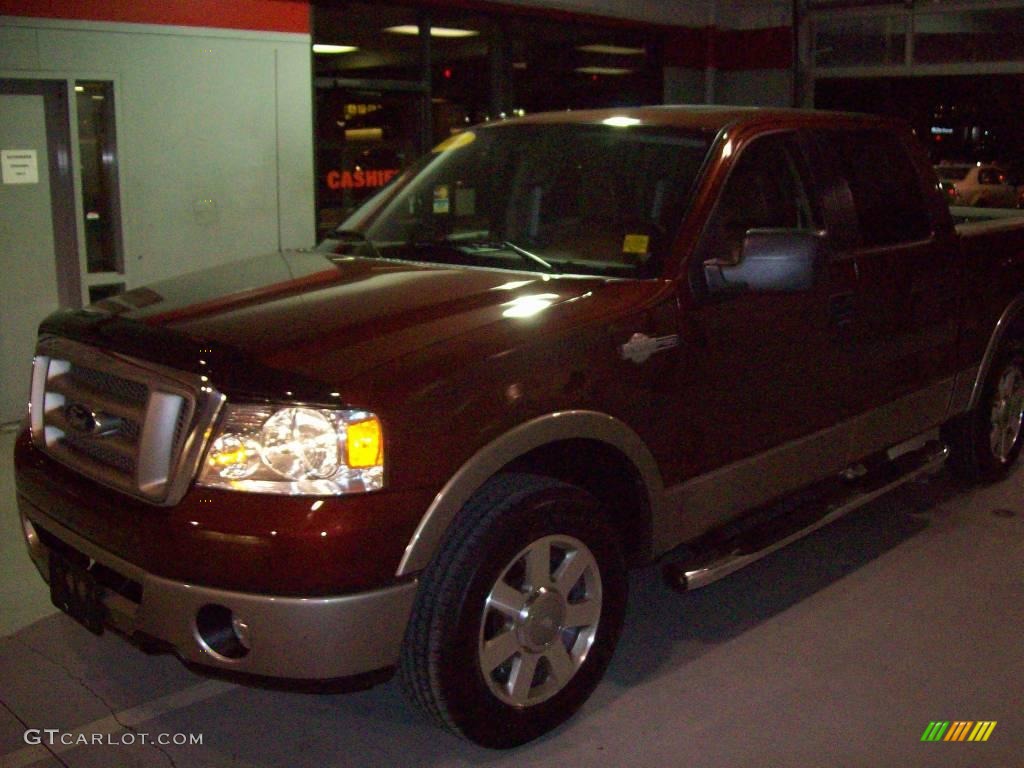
top-left (969, 292), bottom-right (1024, 411)
top-left (395, 410), bottom-right (665, 576)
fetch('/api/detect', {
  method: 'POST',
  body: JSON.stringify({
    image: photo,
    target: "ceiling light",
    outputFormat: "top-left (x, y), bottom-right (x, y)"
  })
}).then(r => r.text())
top-left (576, 44), bottom-right (645, 55)
top-left (313, 44), bottom-right (359, 54)
top-left (345, 128), bottom-right (383, 141)
top-left (384, 25), bottom-right (479, 38)
top-left (575, 66), bottom-right (634, 76)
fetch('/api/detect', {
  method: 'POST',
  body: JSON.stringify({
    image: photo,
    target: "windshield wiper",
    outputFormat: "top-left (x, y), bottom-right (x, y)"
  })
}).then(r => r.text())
top-left (329, 228), bottom-right (383, 260)
top-left (498, 240), bottom-right (559, 274)
top-left (434, 237), bottom-right (559, 274)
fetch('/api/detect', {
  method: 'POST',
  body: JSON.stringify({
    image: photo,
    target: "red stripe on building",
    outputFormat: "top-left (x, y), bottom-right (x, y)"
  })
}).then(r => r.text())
top-left (713, 27), bottom-right (792, 71)
top-left (665, 25), bottom-right (792, 71)
top-left (0, 0), bottom-right (309, 34)
top-left (663, 26), bottom-right (711, 70)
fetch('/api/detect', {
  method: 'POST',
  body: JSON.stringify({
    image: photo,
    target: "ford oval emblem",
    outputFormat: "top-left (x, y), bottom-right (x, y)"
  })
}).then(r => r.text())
top-left (65, 403), bottom-right (98, 435)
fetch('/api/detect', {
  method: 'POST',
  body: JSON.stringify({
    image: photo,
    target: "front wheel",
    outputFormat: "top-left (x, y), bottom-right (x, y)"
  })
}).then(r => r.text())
top-left (946, 341), bottom-right (1024, 482)
top-left (399, 473), bottom-right (627, 748)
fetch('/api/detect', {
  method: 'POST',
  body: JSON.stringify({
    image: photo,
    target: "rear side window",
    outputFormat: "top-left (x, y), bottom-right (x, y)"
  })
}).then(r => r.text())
top-left (827, 129), bottom-right (932, 248)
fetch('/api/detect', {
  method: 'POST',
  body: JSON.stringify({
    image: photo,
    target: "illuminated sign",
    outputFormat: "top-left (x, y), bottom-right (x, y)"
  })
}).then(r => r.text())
top-left (326, 169), bottom-right (399, 190)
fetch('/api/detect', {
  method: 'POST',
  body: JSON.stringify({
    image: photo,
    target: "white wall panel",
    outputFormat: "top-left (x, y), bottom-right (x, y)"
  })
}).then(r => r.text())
top-left (1, 17), bottom-right (314, 290)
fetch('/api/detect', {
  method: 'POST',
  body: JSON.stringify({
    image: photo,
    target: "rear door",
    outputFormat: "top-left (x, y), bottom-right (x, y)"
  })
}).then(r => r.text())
top-left (812, 127), bottom-right (961, 460)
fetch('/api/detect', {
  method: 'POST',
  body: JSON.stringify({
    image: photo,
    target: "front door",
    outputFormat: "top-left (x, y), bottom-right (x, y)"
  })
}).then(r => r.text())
top-left (659, 131), bottom-right (854, 540)
top-left (0, 83), bottom-right (66, 423)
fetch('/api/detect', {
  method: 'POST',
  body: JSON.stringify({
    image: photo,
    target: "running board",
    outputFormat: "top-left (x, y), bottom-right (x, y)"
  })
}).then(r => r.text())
top-left (663, 440), bottom-right (949, 592)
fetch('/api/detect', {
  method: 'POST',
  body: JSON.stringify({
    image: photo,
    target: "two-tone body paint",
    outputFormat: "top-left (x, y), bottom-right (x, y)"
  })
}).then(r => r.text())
top-left (14, 106), bottom-right (1024, 605)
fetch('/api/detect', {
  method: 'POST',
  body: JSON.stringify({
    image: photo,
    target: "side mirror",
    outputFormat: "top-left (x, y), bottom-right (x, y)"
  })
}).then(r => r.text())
top-left (704, 229), bottom-right (825, 294)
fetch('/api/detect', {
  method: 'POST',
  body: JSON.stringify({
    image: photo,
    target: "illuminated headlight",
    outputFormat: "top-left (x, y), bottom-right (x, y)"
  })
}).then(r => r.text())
top-left (198, 405), bottom-right (384, 495)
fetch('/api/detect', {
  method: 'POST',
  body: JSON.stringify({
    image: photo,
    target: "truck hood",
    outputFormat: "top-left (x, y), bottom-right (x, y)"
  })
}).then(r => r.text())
top-left (45, 250), bottom-right (653, 401)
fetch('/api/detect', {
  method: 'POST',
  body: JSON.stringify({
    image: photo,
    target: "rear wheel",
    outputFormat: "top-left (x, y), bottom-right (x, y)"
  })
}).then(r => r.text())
top-left (399, 473), bottom-right (627, 748)
top-left (946, 341), bottom-right (1024, 482)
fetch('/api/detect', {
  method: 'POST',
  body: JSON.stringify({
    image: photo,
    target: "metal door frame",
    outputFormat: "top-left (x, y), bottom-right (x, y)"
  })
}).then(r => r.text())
top-left (0, 78), bottom-right (81, 307)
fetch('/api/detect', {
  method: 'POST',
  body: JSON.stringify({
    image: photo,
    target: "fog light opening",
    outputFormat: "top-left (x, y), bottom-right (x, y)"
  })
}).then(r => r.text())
top-left (196, 604), bottom-right (250, 659)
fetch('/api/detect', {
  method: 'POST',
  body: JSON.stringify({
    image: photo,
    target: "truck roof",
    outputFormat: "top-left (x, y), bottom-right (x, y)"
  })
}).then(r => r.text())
top-left (492, 105), bottom-right (899, 135)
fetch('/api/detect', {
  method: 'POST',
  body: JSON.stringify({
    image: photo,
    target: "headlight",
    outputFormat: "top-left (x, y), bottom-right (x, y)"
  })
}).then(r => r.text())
top-left (198, 404), bottom-right (384, 495)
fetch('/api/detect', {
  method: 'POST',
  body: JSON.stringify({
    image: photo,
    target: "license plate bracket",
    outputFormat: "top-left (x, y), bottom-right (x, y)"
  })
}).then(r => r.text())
top-left (49, 551), bottom-right (107, 635)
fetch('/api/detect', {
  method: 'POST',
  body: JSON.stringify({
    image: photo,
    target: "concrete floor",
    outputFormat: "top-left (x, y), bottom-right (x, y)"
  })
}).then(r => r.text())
top-left (1, 426), bottom-right (1022, 768)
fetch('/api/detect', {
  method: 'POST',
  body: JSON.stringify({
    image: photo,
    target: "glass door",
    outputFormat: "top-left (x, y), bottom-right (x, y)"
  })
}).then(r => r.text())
top-left (74, 80), bottom-right (125, 303)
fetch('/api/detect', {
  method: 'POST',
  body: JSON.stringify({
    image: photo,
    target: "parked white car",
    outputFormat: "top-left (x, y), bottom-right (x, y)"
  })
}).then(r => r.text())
top-left (935, 163), bottom-right (1018, 207)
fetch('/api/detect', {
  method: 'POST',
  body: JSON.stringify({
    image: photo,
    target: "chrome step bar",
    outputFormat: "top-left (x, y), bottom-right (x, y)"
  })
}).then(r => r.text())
top-left (664, 441), bottom-right (949, 592)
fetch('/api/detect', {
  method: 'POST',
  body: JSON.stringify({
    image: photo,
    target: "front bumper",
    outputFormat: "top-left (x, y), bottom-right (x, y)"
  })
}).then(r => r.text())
top-left (19, 495), bottom-right (417, 680)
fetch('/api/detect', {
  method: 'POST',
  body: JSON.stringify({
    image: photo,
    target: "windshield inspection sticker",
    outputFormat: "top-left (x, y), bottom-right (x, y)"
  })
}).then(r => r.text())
top-left (433, 185), bottom-right (450, 214)
top-left (622, 234), bottom-right (650, 255)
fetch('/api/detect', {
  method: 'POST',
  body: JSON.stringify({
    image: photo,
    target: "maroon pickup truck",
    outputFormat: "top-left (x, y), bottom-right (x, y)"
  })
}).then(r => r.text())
top-left (14, 107), bottom-right (1024, 747)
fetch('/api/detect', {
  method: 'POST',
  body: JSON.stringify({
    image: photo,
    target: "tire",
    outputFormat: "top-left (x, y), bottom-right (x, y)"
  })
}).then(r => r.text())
top-left (398, 472), bottom-right (627, 748)
top-left (946, 341), bottom-right (1024, 483)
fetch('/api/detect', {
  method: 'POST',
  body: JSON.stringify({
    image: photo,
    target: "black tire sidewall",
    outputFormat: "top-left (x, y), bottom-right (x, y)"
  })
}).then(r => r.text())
top-left (431, 480), bottom-right (627, 748)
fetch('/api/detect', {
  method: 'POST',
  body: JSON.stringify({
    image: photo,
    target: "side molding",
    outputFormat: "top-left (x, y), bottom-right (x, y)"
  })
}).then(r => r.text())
top-left (395, 410), bottom-right (665, 576)
top-left (968, 293), bottom-right (1024, 411)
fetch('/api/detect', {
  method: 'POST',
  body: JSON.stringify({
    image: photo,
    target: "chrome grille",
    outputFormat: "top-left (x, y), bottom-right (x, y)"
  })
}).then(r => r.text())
top-left (29, 338), bottom-right (224, 505)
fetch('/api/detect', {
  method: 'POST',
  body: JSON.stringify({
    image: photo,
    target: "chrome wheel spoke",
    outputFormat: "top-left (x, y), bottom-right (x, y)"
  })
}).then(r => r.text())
top-left (524, 540), bottom-right (552, 590)
top-left (563, 597), bottom-right (600, 629)
top-left (487, 579), bottom-right (528, 619)
top-left (553, 550), bottom-right (589, 595)
top-left (481, 629), bottom-right (521, 673)
top-left (508, 652), bottom-right (540, 703)
top-left (543, 643), bottom-right (576, 686)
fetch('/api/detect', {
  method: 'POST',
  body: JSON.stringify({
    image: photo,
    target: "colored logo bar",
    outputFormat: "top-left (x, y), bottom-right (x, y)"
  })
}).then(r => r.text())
top-left (921, 721), bottom-right (997, 742)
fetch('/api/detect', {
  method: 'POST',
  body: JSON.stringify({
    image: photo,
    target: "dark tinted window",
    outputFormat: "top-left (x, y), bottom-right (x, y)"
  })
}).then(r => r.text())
top-left (699, 132), bottom-right (819, 265)
top-left (827, 129), bottom-right (932, 248)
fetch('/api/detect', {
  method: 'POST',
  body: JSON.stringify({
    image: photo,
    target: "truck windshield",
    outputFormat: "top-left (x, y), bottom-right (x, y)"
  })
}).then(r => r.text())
top-left (319, 123), bottom-right (713, 278)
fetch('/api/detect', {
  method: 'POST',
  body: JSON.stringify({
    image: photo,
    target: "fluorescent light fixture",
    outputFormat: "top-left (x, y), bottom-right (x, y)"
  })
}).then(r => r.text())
top-left (576, 44), bottom-right (645, 55)
top-left (384, 25), bottom-right (479, 38)
top-left (345, 128), bottom-right (383, 142)
top-left (313, 43), bottom-right (359, 54)
top-left (602, 116), bottom-right (641, 128)
top-left (74, 85), bottom-right (85, 92)
top-left (575, 66), bottom-right (634, 76)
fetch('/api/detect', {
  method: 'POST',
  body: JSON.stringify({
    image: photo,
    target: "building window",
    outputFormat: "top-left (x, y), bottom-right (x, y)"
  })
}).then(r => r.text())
top-left (312, 2), bottom-right (665, 238)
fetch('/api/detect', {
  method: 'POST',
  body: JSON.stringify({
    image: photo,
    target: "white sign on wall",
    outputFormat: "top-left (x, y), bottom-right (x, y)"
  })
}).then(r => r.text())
top-left (1, 149), bottom-right (39, 184)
